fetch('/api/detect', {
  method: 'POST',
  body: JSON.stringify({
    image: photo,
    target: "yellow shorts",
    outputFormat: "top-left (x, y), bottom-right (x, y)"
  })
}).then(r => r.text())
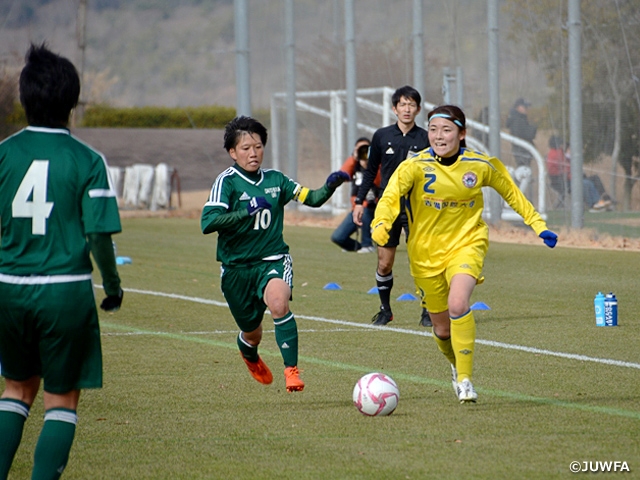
top-left (413, 250), bottom-right (484, 314)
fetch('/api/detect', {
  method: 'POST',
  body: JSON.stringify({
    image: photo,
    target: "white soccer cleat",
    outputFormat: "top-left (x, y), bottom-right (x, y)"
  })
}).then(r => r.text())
top-left (456, 378), bottom-right (478, 404)
top-left (450, 364), bottom-right (458, 394)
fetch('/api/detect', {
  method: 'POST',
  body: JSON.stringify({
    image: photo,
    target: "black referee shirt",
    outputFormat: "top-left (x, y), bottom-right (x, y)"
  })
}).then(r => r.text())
top-left (355, 123), bottom-right (430, 203)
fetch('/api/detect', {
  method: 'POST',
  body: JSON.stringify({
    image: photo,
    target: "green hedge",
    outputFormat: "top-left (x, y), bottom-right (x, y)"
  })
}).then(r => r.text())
top-left (2, 103), bottom-right (270, 131)
top-left (81, 105), bottom-right (237, 128)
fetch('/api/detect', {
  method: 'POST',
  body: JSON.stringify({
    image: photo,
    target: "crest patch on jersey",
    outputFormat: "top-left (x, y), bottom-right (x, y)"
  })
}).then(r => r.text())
top-left (462, 172), bottom-right (478, 188)
top-left (264, 186), bottom-right (281, 198)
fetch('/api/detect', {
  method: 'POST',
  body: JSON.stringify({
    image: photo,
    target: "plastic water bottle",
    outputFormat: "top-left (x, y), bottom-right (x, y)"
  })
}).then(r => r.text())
top-left (594, 292), bottom-right (605, 327)
top-left (604, 292), bottom-right (618, 327)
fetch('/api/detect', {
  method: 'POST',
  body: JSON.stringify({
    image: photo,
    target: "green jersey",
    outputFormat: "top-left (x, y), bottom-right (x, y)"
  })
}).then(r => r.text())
top-left (201, 165), bottom-right (302, 267)
top-left (0, 127), bottom-right (121, 277)
top-left (201, 164), bottom-right (335, 267)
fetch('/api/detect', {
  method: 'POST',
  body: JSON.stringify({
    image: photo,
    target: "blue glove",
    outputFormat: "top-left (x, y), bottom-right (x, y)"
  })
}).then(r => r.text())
top-left (539, 230), bottom-right (558, 248)
top-left (326, 171), bottom-right (350, 189)
top-left (247, 196), bottom-right (271, 216)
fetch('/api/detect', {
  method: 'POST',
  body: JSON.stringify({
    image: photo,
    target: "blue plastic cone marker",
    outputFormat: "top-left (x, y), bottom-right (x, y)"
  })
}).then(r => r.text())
top-left (323, 282), bottom-right (342, 290)
top-left (470, 301), bottom-right (491, 310)
top-left (116, 256), bottom-right (132, 265)
top-left (367, 287), bottom-right (379, 294)
top-left (397, 293), bottom-right (418, 301)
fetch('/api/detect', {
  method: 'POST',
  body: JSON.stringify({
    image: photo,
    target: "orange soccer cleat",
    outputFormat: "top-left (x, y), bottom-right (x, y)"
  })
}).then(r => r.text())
top-left (284, 366), bottom-right (305, 392)
top-left (241, 353), bottom-right (273, 385)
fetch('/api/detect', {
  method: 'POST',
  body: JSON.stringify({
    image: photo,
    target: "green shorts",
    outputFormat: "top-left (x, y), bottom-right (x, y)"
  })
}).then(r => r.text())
top-left (221, 254), bottom-right (293, 332)
top-left (0, 278), bottom-right (103, 393)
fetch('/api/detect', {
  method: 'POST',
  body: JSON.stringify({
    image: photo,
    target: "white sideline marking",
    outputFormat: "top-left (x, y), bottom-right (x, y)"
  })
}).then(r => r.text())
top-left (108, 287), bottom-right (640, 371)
top-left (104, 328), bottom-right (363, 336)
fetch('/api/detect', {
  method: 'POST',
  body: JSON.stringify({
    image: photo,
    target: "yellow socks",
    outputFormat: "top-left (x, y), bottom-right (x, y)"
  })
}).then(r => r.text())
top-left (432, 330), bottom-right (456, 365)
top-left (450, 309), bottom-right (476, 382)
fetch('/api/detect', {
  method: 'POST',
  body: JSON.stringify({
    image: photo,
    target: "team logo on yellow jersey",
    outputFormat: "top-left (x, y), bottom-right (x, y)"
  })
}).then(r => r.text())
top-left (462, 172), bottom-right (478, 188)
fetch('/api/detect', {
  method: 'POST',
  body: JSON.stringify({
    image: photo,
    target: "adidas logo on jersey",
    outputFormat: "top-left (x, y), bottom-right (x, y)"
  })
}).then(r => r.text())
top-left (239, 192), bottom-right (251, 201)
top-left (385, 147), bottom-right (394, 154)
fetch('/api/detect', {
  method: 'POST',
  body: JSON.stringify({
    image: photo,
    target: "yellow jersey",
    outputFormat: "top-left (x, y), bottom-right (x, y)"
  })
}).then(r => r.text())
top-left (372, 147), bottom-right (548, 278)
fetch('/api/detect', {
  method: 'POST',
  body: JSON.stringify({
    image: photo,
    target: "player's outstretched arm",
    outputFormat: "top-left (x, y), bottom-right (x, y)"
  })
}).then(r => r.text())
top-left (298, 171), bottom-right (349, 207)
top-left (87, 232), bottom-right (123, 312)
top-left (201, 203), bottom-right (266, 234)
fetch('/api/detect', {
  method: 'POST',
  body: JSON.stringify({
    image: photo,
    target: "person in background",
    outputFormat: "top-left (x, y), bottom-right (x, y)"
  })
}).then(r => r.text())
top-left (562, 143), bottom-right (614, 212)
top-left (0, 43), bottom-right (123, 479)
top-left (506, 97), bottom-right (537, 167)
top-left (546, 135), bottom-right (571, 208)
top-left (330, 137), bottom-right (380, 253)
top-left (371, 104), bottom-right (557, 403)
top-left (506, 98), bottom-right (537, 198)
top-left (352, 85), bottom-right (432, 327)
top-left (201, 116), bottom-right (349, 393)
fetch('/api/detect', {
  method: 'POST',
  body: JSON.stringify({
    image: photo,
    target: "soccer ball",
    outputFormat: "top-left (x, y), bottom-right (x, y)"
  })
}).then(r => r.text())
top-left (352, 372), bottom-right (399, 416)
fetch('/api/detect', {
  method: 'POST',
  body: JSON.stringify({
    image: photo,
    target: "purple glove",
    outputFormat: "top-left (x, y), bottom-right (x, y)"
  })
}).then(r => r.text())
top-left (326, 171), bottom-right (350, 189)
top-left (247, 196), bottom-right (271, 216)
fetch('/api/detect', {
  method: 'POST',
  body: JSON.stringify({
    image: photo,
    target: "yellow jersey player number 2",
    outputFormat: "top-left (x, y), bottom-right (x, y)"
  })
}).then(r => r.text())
top-left (371, 104), bottom-right (557, 404)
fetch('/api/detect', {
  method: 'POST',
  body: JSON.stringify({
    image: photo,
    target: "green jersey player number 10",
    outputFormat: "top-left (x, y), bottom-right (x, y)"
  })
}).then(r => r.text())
top-left (253, 208), bottom-right (271, 230)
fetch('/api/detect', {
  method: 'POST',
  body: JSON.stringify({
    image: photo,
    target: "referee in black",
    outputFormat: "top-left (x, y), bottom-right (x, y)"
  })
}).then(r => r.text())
top-left (353, 85), bottom-right (431, 327)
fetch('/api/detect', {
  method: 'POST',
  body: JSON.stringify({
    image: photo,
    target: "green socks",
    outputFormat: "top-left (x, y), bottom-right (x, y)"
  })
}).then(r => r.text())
top-left (237, 332), bottom-right (259, 362)
top-left (274, 313), bottom-right (298, 367)
top-left (32, 409), bottom-right (78, 480)
top-left (0, 399), bottom-right (30, 479)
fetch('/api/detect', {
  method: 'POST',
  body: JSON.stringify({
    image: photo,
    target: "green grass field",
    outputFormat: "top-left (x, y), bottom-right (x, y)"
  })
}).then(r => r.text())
top-left (6, 217), bottom-right (640, 479)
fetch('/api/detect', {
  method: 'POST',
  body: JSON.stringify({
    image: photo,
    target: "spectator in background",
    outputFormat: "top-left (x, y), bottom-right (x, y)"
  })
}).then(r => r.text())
top-left (564, 144), bottom-right (614, 212)
top-left (330, 137), bottom-right (380, 253)
top-left (546, 135), bottom-right (571, 208)
top-left (506, 98), bottom-right (537, 198)
top-left (506, 98), bottom-right (537, 167)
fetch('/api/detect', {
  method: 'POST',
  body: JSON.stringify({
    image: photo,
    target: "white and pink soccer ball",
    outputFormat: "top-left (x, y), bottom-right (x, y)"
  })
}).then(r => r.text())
top-left (353, 372), bottom-right (400, 416)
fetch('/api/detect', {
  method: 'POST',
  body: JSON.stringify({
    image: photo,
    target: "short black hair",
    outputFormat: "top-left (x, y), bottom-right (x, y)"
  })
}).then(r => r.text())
top-left (392, 85), bottom-right (421, 107)
top-left (223, 116), bottom-right (268, 151)
top-left (19, 43), bottom-right (80, 127)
